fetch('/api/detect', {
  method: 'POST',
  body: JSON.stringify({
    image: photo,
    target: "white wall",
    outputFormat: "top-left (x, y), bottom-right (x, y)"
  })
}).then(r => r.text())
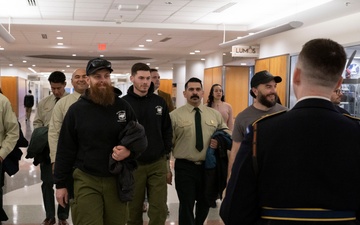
top-left (259, 12), bottom-right (360, 58)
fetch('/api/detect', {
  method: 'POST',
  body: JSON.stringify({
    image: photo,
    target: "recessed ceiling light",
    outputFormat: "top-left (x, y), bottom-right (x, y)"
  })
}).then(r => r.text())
top-left (190, 52), bottom-right (195, 55)
top-left (66, 65), bottom-right (70, 68)
top-left (23, 60), bottom-right (27, 63)
top-left (194, 50), bottom-right (200, 53)
top-left (0, 47), bottom-right (4, 50)
top-left (72, 54), bottom-right (76, 56)
top-left (9, 64), bottom-right (13, 66)
top-left (139, 45), bottom-right (145, 47)
top-left (57, 43), bottom-right (63, 45)
top-left (240, 63), bottom-right (247, 66)
top-left (57, 30), bottom-right (61, 33)
top-left (146, 63), bottom-right (150, 65)
top-left (155, 67), bottom-right (159, 69)
top-left (201, 58), bottom-right (205, 61)
top-left (157, 33), bottom-right (162, 36)
top-left (100, 55), bottom-right (104, 57)
top-left (248, 33), bottom-right (255, 35)
top-left (32, 65), bottom-right (36, 67)
top-left (146, 39), bottom-right (152, 42)
top-left (56, 37), bottom-right (63, 40)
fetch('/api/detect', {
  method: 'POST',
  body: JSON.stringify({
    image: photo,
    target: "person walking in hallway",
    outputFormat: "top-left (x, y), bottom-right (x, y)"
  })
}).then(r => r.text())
top-left (54, 58), bottom-right (139, 225)
top-left (123, 63), bottom-right (172, 225)
top-left (48, 68), bottom-right (88, 165)
top-left (0, 89), bottom-right (19, 224)
top-left (221, 38), bottom-right (360, 225)
top-left (24, 90), bottom-right (34, 122)
top-left (206, 84), bottom-right (233, 131)
top-left (170, 77), bottom-right (228, 225)
top-left (150, 68), bottom-right (175, 112)
top-left (227, 70), bottom-right (287, 179)
top-left (33, 71), bottom-right (69, 225)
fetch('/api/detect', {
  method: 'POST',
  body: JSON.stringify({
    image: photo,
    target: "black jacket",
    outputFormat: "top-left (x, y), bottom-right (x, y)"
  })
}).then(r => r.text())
top-left (109, 120), bottom-right (148, 202)
top-left (204, 130), bottom-right (232, 207)
top-left (54, 89), bottom-right (138, 188)
top-left (220, 99), bottom-right (360, 225)
top-left (122, 82), bottom-right (172, 163)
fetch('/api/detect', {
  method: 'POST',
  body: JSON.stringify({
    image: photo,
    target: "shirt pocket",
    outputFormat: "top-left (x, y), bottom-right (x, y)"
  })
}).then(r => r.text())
top-left (176, 120), bottom-right (193, 138)
top-left (205, 119), bottom-right (218, 132)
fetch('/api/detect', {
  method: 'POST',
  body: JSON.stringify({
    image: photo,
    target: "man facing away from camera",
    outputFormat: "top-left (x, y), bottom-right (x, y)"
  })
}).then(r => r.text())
top-left (221, 38), bottom-right (360, 225)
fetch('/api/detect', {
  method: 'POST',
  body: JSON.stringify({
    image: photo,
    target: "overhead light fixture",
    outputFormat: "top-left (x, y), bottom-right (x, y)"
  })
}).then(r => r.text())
top-left (118, 4), bottom-right (140, 11)
top-left (0, 23), bottom-right (15, 43)
top-left (28, 67), bottom-right (37, 73)
top-left (219, 21), bottom-right (303, 48)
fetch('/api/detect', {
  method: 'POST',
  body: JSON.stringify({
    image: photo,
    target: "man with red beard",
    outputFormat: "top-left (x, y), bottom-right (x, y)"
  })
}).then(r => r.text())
top-left (54, 58), bottom-right (138, 225)
top-left (227, 71), bottom-right (287, 179)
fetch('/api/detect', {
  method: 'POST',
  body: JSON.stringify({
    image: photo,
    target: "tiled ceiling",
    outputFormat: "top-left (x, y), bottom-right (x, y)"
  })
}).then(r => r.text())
top-left (0, 0), bottom-right (359, 74)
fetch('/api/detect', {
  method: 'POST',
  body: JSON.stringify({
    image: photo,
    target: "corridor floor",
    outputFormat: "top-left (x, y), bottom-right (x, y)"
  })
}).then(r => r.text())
top-left (2, 114), bottom-right (225, 225)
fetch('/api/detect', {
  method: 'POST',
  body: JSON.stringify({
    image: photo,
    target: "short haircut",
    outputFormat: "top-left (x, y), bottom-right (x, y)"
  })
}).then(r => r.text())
top-left (150, 68), bottom-right (158, 73)
top-left (185, 77), bottom-right (202, 90)
top-left (48, 71), bottom-right (66, 84)
top-left (297, 38), bottom-right (346, 87)
top-left (131, 63), bottom-right (150, 76)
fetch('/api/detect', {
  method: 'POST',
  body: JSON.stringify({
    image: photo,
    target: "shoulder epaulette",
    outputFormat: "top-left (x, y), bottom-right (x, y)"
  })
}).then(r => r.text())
top-left (252, 110), bottom-right (287, 126)
top-left (343, 114), bottom-right (360, 121)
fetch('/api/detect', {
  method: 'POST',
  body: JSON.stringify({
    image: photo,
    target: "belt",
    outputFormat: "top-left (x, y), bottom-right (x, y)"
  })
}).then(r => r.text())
top-left (261, 207), bottom-right (356, 222)
top-left (176, 158), bottom-right (204, 165)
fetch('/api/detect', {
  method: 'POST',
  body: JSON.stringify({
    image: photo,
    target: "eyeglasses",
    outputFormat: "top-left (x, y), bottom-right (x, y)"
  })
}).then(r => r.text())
top-left (334, 89), bottom-right (343, 95)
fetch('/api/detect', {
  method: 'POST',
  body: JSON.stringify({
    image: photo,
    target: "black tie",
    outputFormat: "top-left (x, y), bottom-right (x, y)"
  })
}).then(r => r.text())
top-left (55, 97), bottom-right (60, 103)
top-left (194, 107), bottom-right (203, 151)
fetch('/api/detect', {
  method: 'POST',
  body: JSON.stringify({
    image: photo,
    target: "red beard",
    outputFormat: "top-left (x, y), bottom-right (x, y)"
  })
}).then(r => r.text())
top-left (89, 82), bottom-right (115, 106)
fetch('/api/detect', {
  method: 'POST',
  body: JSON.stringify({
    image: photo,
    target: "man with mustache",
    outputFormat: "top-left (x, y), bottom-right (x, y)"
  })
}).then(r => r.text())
top-left (122, 63), bottom-right (172, 225)
top-left (227, 71), bottom-right (287, 179)
top-left (170, 77), bottom-right (228, 225)
top-left (53, 58), bottom-right (138, 225)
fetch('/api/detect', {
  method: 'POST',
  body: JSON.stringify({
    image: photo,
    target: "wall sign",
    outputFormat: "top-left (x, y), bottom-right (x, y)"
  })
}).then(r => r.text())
top-left (231, 45), bottom-right (259, 57)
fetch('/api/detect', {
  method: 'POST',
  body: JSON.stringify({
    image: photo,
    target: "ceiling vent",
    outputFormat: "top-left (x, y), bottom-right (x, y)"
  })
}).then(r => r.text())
top-left (160, 37), bottom-right (171, 42)
top-left (41, 34), bottom-right (47, 39)
top-left (27, 0), bottom-right (37, 6)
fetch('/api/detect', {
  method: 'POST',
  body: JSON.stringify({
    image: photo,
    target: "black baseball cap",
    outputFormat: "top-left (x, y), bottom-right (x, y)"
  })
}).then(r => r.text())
top-left (250, 70), bottom-right (282, 88)
top-left (86, 58), bottom-right (113, 75)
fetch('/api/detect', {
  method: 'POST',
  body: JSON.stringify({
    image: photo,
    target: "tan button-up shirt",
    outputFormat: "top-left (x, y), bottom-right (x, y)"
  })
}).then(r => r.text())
top-left (48, 91), bottom-right (81, 162)
top-left (170, 103), bottom-right (228, 162)
top-left (0, 94), bottom-right (19, 160)
top-left (33, 93), bottom-right (69, 129)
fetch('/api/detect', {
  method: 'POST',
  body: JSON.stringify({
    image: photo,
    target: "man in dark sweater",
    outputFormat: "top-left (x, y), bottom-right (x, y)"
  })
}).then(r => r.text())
top-left (53, 58), bottom-right (138, 225)
top-left (122, 62), bottom-right (172, 225)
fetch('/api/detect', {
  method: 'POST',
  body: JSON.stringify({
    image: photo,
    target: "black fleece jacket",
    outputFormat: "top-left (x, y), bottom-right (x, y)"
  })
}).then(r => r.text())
top-left (122, 83), bottom-right (172, 163)
top-left (54, 89), bottom-right (138, 188)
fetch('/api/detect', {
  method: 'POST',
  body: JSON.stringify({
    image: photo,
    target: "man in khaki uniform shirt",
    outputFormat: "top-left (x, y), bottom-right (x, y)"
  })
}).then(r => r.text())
top-left (0, 91), bottom-right (19, 223)
top-left (33, 71), bottom-right (69, 225)
top-left (170, 77), bottom-right (228, 225)
top-left (48, 68), bottom-right (88, 164)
